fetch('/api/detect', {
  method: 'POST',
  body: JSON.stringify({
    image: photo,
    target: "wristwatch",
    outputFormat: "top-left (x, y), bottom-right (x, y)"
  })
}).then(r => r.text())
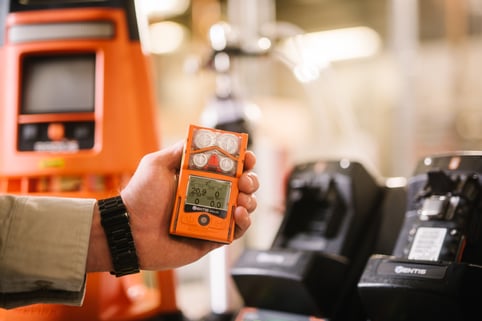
top-left (98, 196), bottom-right (140, 277)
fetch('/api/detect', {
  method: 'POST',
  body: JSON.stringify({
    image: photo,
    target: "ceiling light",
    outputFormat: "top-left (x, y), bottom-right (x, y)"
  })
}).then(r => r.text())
top-left (278, 26), bottom-right (381, 66)
top-left (276, 26), bottom-right (381, 82)
top-left (136, 0), bottom-right (190, 19)
top-left (149, 21), bottom-right (187, 54)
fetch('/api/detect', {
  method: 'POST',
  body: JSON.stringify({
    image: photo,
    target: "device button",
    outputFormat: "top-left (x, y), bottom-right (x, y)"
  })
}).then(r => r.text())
top-left (194, 130), bottom-right (216, 149)
top-left (219, 157), bottom-right (235, 173)
top-left (192, 153), bottom-right (209, 168)
top-left (47, 123), bottom-right (65, 141)
top-left (198, 214), bottom-right (210, 226)
top-left (217, 133), bottom-right (239, 155)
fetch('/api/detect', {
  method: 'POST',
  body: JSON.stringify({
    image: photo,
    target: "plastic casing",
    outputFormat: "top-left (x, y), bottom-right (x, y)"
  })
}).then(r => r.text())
top-left (170, 124), bottom-right (248, 243)
top-left (0, 4), bottom-right (158, 196)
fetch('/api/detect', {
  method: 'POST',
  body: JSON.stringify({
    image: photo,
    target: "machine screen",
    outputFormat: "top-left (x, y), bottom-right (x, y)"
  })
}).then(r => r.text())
top-left (186, 175), bottom-right (231, 211)
top-left (21, 54), bottom-right (95, 114)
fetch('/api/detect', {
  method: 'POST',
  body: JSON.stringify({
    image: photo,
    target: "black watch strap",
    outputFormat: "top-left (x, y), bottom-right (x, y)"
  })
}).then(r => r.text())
top-left (98, 196), bottom-right (140, 277)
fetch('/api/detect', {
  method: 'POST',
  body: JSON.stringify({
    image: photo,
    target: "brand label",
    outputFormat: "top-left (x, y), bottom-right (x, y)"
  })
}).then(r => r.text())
top-left (377, 261), bottom-right (447, 279)
top-left (255, 252), bottom-right (301, 267)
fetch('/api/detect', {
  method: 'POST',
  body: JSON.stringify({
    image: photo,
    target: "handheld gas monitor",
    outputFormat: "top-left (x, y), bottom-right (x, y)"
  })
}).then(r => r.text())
top-left (170, 125), bottom-right (249, 243)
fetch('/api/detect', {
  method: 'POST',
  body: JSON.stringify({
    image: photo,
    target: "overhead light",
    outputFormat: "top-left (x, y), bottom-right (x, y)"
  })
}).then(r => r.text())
top-left (293, 62), bottom-right (321, 83)
top-left (149, 21), bottom-right (187, 54)
top-left (386, 176), bottom-right (407, 188)
top-left (279, 26), bottom-right (381, 63)
top-left (304, 26), bottom-right (381, 61)
top-left (136, 0), bottom-right (190, 19)
top-left (275, 26), bottom-right (381, 82)
top-left (209, 23), bottom-right (231, 51)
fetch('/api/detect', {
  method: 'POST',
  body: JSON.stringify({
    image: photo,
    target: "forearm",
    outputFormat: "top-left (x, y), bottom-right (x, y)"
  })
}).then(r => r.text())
top-left (86, 203), bottom-right (114, 273)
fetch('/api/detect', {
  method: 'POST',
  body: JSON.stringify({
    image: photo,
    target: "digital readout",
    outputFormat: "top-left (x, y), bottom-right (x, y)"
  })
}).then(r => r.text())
top-left (185, 175), bottom-right (231, 211)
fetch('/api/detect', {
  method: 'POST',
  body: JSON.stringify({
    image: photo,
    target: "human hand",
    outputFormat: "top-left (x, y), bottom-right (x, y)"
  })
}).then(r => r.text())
top-left (120, 140), bottom-right (259, 270)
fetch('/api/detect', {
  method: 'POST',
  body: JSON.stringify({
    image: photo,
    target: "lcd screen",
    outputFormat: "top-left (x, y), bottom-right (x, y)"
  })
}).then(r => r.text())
top-left (21, 54), bottom-right (95, 114)
top-left (186, 175), bottom-right (231, 211)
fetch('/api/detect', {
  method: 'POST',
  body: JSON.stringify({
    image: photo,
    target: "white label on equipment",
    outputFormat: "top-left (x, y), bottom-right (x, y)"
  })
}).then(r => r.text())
top-left (408, 227), bottom-right (447, 261)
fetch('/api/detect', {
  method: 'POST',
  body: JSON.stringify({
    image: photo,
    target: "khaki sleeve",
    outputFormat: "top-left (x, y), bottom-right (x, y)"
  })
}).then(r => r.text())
top-left (0, 195), bottom-right (96, 308)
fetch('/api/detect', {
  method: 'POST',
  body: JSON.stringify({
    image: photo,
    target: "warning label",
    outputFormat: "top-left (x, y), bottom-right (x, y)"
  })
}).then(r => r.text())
top-left (408, 227), bottom-right (447, 261)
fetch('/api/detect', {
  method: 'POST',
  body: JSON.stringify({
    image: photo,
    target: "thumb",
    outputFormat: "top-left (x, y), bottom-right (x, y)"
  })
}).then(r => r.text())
top-left (158, 140), bottom-right (185, 170)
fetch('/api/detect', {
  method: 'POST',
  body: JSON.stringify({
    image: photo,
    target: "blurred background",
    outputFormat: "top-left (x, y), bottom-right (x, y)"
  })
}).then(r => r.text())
top-left (134, 0), bottom-right (482, 319)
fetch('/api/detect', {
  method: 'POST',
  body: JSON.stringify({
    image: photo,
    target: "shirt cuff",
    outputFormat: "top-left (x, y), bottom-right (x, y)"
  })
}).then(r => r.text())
top-left (0, 276), bottom-right (87, 309)
top-left (0, 195), bottom-right (96, 308)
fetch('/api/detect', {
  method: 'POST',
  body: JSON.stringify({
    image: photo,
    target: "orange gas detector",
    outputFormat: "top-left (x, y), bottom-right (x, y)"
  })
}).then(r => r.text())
top-left (170, 125), bottom-right (248, 244)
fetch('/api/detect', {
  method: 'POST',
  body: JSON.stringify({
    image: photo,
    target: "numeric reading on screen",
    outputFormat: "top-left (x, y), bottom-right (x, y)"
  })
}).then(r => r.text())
top-left (186, 175), bottom-right (231, 211)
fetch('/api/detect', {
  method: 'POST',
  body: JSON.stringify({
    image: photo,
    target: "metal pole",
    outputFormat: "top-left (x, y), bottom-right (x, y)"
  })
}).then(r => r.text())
top-left (389, 0), bottom-right (419, 177)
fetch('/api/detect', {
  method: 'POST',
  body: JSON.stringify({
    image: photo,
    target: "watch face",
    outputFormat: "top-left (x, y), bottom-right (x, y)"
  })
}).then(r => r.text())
top-left (185, 175), bottom-right (231, 213)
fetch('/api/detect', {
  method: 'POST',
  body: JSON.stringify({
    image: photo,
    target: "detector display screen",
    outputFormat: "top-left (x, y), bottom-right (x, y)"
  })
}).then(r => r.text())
top-left (185, 175), bottom-right (231, 216)
top-left (21, 54), bottom-right (95, 114)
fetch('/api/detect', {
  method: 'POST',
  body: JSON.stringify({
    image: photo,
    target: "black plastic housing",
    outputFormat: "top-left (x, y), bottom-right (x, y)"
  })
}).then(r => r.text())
top-left (232, 160), bottom-right (386, 320)
top-left (358, 153), bottom-right (482, 321)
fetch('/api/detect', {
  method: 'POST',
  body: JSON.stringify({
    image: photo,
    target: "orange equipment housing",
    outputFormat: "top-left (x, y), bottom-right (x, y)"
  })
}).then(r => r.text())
top-left (0, 1), bottom-right (179, 320)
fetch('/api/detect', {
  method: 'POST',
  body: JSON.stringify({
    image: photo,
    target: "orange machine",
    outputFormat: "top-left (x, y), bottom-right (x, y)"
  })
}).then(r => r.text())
top-left (0, 1), bottom-right (179, 320)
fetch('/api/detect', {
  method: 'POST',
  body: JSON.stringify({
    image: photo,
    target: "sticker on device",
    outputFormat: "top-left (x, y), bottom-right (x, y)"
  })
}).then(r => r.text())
top-left (408, 227), bottom-right (447, 261)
